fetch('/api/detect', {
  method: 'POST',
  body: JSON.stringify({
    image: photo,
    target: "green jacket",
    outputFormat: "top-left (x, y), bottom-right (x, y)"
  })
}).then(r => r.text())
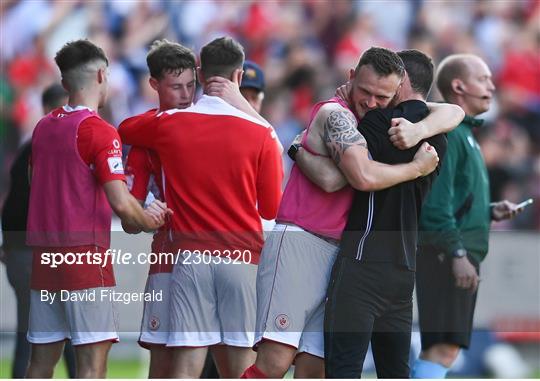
top-left (419, 116), bottom-right (491, 263)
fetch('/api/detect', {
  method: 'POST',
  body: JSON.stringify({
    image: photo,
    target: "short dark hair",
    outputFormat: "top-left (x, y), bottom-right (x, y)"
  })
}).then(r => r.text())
top-left (54, 39), bottom-right (108, 74)
top-left (200, 37), bottom-right (245, 78)
top-left (355, 47), bottom-right (405, 79)
top-left (398, 49), bottom-right (434, 98)
top-left (54, 39), bottom-right (108, 91)
top-left (436, 54), bottom-right (472, 101)
top-left (42, 83), bottom-right (68, 112)
top-left (146, 39), bottom-right (196, 79)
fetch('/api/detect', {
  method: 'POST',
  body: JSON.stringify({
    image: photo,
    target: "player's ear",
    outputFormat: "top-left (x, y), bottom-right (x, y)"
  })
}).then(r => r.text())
top-left (149, 77), bottom-right (159, 91)
top-left (60, 78), bottom-right (69, 93)
top-left (196, 67), bottom-right (205, 86)
top-left (348, 68), bottom-right (355, 81)
top-left (451, 79), bottom-right (465, 95)
top-left (97, 67), bottom-right (105, 84)
top-left (394, 83), bottom-right (402, 101)
top-left (232, 68), bottom-right (243, 85)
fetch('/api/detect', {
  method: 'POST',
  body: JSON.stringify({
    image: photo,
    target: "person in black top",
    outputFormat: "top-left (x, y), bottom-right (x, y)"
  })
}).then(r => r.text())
top-left (323, 50), bottom-right (453, 378)
top-left (1, 83), bottom-right (77, 379)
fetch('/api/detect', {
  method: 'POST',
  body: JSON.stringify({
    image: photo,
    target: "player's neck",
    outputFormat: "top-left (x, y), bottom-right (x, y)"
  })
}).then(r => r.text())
top-left (67, 92), bottom-right (99, 111)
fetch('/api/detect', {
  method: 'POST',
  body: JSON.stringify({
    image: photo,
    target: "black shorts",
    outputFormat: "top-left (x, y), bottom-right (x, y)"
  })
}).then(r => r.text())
top-left (416, 246), bottom-right (479, 350)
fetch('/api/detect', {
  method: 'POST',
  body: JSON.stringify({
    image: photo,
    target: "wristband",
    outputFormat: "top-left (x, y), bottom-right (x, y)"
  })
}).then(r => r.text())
top-left (287, 143), bottom-right (302, 162)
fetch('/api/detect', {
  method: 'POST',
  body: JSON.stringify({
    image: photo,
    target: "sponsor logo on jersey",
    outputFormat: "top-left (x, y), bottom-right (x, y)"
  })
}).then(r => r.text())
top-left (275, 314), bottom-right (290, 330)
top-left (149, 316), bottom-right (160, 330)
top-left (107, 157), bottom-right (124, 174)
top-left (113, 139), bottom-right (121, 149)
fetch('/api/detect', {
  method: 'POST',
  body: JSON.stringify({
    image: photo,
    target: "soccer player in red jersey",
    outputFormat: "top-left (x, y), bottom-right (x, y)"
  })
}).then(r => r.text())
top-left (25, 39), bottom-right (170, 378)
top-left (119, 36), bottom-right (283, 378)
top-left (121, 39), bottom-right (197, 378)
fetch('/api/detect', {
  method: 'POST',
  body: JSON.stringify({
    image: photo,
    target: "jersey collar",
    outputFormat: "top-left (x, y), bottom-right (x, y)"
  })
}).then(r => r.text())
top-left (62, 104), bottom-right (94, 112)
top-left (463, 115), bottom-right (484, 128)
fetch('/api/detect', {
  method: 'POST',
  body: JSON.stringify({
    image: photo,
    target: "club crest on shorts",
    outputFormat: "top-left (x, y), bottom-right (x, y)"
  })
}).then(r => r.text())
top-left (149, 316), bottom-right (160, 330)
top-left (275, 314), bottom-right (290, 330)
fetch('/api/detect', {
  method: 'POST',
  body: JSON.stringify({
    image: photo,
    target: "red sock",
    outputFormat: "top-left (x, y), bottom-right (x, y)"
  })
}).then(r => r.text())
top-left (240, 364), bottom-right (268, 378)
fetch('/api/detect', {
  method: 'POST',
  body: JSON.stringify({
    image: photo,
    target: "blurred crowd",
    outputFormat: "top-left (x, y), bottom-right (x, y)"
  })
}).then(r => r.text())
top-left (1, 0), bottom-right (539, 230)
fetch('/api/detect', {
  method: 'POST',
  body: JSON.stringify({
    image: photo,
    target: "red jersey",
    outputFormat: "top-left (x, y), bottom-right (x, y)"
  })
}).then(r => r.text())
top-left (123, 110), bottom-right (173, 273)
top-left (119, 95), bottom-right (283, 264)
top-left (30, 105), bottom-right (125, 291)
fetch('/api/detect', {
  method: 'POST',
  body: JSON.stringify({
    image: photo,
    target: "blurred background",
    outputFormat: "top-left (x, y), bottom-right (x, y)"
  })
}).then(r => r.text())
top-left (0, 0), bottom-right (539, 378)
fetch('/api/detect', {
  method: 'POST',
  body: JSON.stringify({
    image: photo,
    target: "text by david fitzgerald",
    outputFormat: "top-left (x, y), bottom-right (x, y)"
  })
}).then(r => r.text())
top-left (40, 289), bottom-right (162, 305)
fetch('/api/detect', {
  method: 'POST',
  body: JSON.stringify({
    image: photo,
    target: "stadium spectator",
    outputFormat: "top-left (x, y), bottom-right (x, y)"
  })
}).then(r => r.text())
top-left (1, 2), bottom-right (538, 231)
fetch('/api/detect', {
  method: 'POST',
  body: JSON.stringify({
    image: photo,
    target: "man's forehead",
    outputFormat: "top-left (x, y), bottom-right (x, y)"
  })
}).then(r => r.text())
top-left (162, 68), bottom-right (195, 82)
top-left (355, 66), bottom-right (401, 94)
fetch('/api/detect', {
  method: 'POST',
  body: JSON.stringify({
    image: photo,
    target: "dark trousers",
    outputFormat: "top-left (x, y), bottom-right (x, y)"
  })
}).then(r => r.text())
top-left (324, 257), bottom-right (414, 378)
top-left (5, 249), bottom-right (77, 378)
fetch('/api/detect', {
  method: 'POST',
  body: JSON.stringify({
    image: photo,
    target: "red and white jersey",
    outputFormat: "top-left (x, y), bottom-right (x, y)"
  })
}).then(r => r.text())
top-left (123, 109), bottom-right (173, 273)
top-left (118, 95), bottom-right (283, 264)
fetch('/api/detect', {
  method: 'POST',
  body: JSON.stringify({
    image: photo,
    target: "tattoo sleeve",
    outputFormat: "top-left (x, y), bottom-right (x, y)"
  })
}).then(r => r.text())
top-left (323, 110), bottom-right (366, 165)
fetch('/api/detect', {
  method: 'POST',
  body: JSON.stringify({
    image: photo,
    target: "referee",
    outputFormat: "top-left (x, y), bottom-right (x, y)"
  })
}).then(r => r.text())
top-left (412, 54), bottom-right (524, 378)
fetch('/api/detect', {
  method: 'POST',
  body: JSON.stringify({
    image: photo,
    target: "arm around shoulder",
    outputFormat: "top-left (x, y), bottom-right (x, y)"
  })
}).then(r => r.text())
top-left (425, 102), bottom-right (465, 134)
top-left (322, 106), bottom-right (438, 191)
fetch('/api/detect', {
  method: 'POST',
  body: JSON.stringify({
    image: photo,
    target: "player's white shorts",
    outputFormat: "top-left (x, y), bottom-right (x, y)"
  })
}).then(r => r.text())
top-left (167, 251), bottom-right (257, 347)
top-left (254, 224), bottom-right (339, 358)
top-left (27, 287), bottom-right (119, 346)
top-left (139, 272), bottom-right (171, 348)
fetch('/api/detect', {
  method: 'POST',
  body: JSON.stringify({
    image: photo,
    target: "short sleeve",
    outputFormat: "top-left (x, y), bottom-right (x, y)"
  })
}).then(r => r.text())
top-left (78, 117), bottom-right (126, 185)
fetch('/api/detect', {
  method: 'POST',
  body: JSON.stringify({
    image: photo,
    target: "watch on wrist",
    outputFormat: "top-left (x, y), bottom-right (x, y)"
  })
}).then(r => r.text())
top-left (452, 249), bottom-right (467, 258)
top-left (287, 143), bottom-right (302, 162)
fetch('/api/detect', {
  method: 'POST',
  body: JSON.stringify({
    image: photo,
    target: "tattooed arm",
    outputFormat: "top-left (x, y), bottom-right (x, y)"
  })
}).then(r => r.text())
top-left (289, 129), bottom-right (348, 192)
top-left (322, 106), bottom-right (439, 191)
top-left (296, 147), bottom-right (349, 192)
